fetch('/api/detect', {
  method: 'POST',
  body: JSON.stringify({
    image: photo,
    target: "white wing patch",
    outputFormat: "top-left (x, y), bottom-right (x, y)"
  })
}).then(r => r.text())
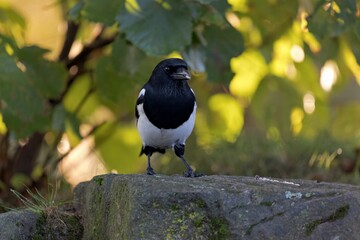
top-left (138, 88), bottom-right (145, 98)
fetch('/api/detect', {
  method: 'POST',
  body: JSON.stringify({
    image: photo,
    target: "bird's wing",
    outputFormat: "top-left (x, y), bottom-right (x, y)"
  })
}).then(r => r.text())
top-left (135, 88), bottom-right (146, 121)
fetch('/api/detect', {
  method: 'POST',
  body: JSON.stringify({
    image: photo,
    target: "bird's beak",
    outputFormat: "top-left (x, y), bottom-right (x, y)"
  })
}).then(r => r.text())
top-left (171, 69), bottom-right (191, 80)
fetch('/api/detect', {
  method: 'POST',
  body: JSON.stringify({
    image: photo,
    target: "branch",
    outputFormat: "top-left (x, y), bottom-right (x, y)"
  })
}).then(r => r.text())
top-left (66, 33), bottom-right (117, 69)
top-left (58, 21), bottom-right (79, 62)
top-left (50, 31), bottom-right (117, 105)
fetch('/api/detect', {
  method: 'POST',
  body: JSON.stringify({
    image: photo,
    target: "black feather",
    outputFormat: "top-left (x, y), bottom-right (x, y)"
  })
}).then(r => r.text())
top-left (141, 58), bottom-right (195, 129)
top-left (140, 145), bottom-right (166, 156)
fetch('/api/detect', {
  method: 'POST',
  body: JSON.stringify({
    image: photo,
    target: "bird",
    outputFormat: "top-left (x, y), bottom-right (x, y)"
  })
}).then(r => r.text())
top-left (135, 58), bottom-right (202, 177)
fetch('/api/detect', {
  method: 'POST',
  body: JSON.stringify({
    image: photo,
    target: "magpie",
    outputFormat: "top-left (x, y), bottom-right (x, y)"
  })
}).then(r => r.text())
top-left (135, 58), bottom-right (202, 177)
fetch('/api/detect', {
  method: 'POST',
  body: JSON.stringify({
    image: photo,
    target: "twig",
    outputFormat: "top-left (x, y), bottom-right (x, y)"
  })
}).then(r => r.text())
top-left (50, 30), bottom-right (116, 105)
top-left (66, 33), bottom-right (117, 69)
top-left (58, 21), bottom-right (79, 62)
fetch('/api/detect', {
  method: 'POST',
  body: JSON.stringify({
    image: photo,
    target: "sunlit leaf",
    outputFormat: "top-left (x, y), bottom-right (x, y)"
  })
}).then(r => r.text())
top-left (228, 0), bottom-right (248, 12)
top-left (208, 93), bottom-right (244, 142)
top-left (0, 5), bottom-right (26, 43)
top-left (0, 34), bottom-right (18, 55)
top-left (0, 114), bottom-right (7, 134)
top-left (341, 40), bottom-right (360, 84)
top-left (230, 50), bottom-right (267, 98)
top-left (346, 31), bottom-right (360, 65)
top-left (63, 75), bottom-right (92, 113)
top-left (94, 123), bottom-right (143, 173)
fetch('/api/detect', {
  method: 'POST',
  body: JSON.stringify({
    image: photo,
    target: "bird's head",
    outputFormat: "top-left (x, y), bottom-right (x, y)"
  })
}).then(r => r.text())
top-left (151, 58), bottom-right (191, 84)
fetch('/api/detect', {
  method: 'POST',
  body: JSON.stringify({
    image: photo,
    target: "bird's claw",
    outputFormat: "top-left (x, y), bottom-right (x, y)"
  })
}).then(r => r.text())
top-left (183, 169), bottom-right (204, 178)
top-left (147, 167), bottom-right (156, 175)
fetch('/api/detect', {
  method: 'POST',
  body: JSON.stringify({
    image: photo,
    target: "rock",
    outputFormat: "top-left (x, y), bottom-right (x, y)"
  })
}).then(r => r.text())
top-left (74, 174), bottom-right (360, 240)
top-left (0, 210), bottom-right (39, 240)
top-left (0, 206), bottom-right (83, 240)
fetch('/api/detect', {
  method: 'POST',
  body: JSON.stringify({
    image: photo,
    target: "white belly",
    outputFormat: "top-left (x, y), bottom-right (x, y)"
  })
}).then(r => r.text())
top-left (137, 103), bottom-right (196, 149)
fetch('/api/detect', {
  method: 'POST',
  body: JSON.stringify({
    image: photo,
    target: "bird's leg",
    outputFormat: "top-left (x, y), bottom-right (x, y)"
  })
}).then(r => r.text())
top-left (174, 144), bottom-right (203, 178)
top-left (146, 153), bottom-right (156, 175)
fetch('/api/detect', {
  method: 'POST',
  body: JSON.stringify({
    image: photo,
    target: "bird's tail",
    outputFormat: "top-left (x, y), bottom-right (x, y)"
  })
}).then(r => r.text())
top-left (139, 146), bottom-right (166, 156)
top-left (139, 147), bottom-right (145, 157)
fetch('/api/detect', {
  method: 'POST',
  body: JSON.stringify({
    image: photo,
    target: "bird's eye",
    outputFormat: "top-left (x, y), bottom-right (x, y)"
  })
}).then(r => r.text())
top-left (164, 67), bottom-right (170, 72)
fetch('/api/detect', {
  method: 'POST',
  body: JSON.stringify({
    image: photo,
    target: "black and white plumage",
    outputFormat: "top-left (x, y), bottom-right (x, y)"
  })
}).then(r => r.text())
top-left (135, 58), bottom-right (201, 177)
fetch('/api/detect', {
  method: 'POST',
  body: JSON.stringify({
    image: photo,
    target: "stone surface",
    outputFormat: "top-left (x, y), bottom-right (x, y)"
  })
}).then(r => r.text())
top-left (74, 174), bottom-right (360, 240)
top-left (0, 206), bottom-right (83, 240)
top-left (0, 210), bottom-right (39, 240)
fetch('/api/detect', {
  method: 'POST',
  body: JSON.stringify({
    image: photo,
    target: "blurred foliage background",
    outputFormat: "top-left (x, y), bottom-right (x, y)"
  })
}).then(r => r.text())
top-left (0, 0), bottom-right (360, 210)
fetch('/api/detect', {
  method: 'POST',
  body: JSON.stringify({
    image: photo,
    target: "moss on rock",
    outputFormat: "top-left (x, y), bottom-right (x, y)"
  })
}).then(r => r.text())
top-left (32, 206), bottom-right (83, 240)
top-left (305, 204), bottom-right (350, 236)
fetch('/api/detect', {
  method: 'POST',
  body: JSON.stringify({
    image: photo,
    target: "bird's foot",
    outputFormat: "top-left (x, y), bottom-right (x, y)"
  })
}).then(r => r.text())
top-left (147, 167), bottom-right (156, 175)
top-left (183, 169), bottom-right (204, 178)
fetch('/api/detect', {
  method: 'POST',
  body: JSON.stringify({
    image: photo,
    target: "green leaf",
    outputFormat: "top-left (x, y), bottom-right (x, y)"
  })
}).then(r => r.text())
top-left (347, 29), bottom-right (360, 65)
top-left (307, 0), bottom-right (357, 39)
top-left (209, 0), bottom-right (231, 15)
top-left (94, 123), bottom-right (143, 173)
top-left (3, 111), bottom-right (50, 138)
top-left (65, 110), bottom-right (82, 143)
top-left (354, 20), bottom-right (360, 40)
top-left (331, 102), bottom-right (360, 140)
top-left (111, 37), bottom-right (146, 73)
top-left (94, 57), bottom-right (132, 110)
top-left (94, 37), bottom-right (160, 112)
top-left (202, 24), bottom-right (244, 83)
top-left (0, 5), bottom-right (26, 41)
top-left (294, 57), bottom-right (324, 100)
top-left (246, 0), bottom-right (298, 42)
top-left (0, 53), bottom-right (50, 137)
top-left (194, 0), bottom-right (218, 4)
top-left (198, 3), bottom-right (228, 27)
top-left (0, 54), bottom-right (49, 127)
top-left (251, 75), bottom-right (303, 137)
top-left (17, 46), bottom-right (67, 99)
top-left (182, 45), bottom-right (206, 73)
top-left (118, 0), bottom-right (192, 55)
top-left (0, 34), bottom-right (18, 53)
top-left (10, 173), bottom-right (31, 190)
top-left (82, 0), bottom-right (122, 26)
top-left (52, 104), bottom-right (66, 132)
top-left (68, 1), bottom-right (84, 22)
